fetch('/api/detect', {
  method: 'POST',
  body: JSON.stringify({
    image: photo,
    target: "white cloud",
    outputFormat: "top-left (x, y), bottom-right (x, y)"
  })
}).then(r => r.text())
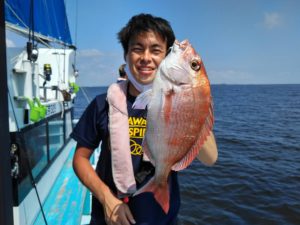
top-left (78, 49), bottom-right (103, 57)
top-left (263, 12), bottom-right (283, 29)
top-left (6, 38), bottom-right (16, 47)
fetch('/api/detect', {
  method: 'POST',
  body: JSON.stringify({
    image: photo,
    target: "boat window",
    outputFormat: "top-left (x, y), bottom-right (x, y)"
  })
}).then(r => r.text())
top-left (23, 123), bottom-right (48, 179)
top-left (48, 117), bottom-right (65, 160)
top-left (13, 109), bottom-right (72, 204)
top-left (65, 111), bottom-right (73, 140)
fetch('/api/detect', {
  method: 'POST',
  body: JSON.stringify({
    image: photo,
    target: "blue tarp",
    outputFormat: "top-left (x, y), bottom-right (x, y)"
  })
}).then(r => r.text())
top-left (5, 0), bottom-right (72, 46)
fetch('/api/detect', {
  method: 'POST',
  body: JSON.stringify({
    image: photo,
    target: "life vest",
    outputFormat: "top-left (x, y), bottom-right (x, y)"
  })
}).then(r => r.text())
top-left (107, 80), bottom-right (149, 197)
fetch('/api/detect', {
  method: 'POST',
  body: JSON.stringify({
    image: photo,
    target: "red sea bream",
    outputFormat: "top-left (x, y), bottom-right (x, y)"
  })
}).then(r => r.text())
top-left (133, 40), bottom-right (214, 213)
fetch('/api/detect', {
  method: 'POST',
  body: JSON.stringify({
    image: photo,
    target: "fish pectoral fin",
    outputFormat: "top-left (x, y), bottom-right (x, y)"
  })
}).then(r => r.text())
top-left (132, 89), bottom-right (153, 109)
top-left (172, 103), bottom-right (214, 171)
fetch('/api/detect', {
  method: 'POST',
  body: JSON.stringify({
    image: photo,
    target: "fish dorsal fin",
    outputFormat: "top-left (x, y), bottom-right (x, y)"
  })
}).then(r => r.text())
top-left (171, 103), bottom-right (214, 171)
top-left (132, 89), bottom-right (153, 109)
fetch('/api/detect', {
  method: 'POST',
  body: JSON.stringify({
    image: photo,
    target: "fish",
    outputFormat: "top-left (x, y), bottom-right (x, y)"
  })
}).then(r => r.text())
top-left (133, 40), bottom-right (214, 214)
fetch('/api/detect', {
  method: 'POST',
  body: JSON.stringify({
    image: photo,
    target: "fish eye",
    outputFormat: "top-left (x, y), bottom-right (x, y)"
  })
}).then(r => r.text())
top-left (190, 59), bottom-right (201, 71)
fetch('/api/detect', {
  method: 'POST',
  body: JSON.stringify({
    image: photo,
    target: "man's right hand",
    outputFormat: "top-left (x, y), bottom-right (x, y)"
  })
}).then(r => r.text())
top-left (103, 194), bottom-right (136, 225)
top-left (73, 146), bottom-right (136, 224)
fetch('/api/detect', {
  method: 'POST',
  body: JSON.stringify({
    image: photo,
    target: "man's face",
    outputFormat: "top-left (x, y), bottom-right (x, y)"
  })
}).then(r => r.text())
top-left (126, 31), bottom-right (167, 85)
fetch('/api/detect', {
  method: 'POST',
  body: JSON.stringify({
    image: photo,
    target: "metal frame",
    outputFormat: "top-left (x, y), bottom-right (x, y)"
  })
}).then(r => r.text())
top-left (0, 0), bottom-right (14, 223)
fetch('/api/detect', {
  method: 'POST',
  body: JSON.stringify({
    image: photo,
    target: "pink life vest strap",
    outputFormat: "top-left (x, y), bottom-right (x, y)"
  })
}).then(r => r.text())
top-left (107, 81), bottom-right (137, 196)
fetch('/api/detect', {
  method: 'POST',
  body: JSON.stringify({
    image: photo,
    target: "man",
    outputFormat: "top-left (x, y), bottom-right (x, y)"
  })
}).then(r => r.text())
top-left (117, 64), bottom-right (127, 82)
top-left (71, 13), bottom-right (217, 225)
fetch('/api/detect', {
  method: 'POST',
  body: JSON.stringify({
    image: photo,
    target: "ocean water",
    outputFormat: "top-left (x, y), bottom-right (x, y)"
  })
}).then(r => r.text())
top-left (73, 84), bottom-right (300, 225)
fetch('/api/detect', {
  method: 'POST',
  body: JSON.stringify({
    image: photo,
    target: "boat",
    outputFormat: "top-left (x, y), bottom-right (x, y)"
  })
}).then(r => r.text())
top-left (1, 0), bottom-right (92, 224)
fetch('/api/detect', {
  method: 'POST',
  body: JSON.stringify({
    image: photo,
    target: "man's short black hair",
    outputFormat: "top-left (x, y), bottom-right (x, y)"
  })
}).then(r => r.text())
top-left (117, 13), bottom-right (175, 56)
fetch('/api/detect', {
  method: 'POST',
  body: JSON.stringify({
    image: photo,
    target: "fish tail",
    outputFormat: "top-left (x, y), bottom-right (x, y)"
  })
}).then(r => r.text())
top-left (134, 177), bottom-right (170, 214)
top-left (154, 182), bottom-right (170, 214)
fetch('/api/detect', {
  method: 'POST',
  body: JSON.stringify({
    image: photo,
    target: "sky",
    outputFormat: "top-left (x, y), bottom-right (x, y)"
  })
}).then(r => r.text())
top-left (6, 0), bottom-right (300, 86)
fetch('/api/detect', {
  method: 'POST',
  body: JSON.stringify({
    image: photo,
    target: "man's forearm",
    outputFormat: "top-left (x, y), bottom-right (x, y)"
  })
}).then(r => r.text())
top-left (73, 146), bottom-right (111, 204)
top-left (197, 131), bottom-right (218, 166)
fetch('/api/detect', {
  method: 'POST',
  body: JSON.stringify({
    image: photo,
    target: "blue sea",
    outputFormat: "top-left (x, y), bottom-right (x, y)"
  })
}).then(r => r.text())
top-left (73, 84), bottom-right (300, 225)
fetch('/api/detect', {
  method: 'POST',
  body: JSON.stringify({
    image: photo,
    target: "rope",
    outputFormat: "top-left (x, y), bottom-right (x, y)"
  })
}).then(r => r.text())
top-left (81, 87), bottom-right (91, 104)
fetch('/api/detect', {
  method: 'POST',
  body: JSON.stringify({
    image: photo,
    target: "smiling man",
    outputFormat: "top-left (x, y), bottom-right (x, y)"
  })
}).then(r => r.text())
top-left (71, 13), bottom-right (217, 225)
